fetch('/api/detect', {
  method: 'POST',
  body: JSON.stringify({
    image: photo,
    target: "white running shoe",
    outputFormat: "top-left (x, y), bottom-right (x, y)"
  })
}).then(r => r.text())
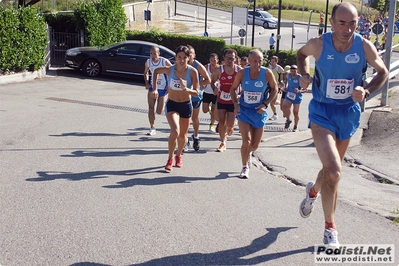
top-left (269, 114), bottom-right (278, 121)
top-left (323, 228), bottom-right (339, 248)
top-left (299, 182), bottom-right (319, 218)
top-left (239, 166), bottom-right (249, 179)
top-left (147, 128), bottom-right (156, 136)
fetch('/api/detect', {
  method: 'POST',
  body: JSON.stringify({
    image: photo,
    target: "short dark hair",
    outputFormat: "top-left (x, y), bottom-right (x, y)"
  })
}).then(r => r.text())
top-left (175, 45), bottom-right (190, 57)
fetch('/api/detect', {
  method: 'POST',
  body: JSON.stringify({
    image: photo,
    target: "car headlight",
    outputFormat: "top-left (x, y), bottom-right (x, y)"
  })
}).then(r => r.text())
top-left (66, 50), bottom-right (81, 56)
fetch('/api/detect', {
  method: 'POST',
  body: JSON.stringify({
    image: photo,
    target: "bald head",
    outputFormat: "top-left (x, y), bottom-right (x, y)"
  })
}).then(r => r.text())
top-left (331, 2), bottom-right (358, 20)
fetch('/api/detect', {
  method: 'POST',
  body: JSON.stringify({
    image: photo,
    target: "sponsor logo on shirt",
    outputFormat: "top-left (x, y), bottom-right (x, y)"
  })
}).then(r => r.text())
top-left (345, 53), bottom-right (360, 64)
top-left (255, 81), bottom-right (264, 87)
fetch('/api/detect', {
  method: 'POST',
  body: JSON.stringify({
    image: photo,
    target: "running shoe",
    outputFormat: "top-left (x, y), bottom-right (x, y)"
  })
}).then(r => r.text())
top-left (192, 134), bottom-right (200, 151)
top-left (147, 127), bottom-right (156, 136)
top-left (216, 142), bottom-right (226, 152)
top-left (209, 124), bottom-right (216, 132)
top-left (183, 138), bottom-right (190, 152)
top-left (239, 166), bottom-right (249, 179)
top-left (299, 182), bottom-right (319, 218)
top-left (175, 155), bottom-right (183, 168)
top-left (323, 228), bottom-right (339, 248)
top-left (284, 119), bottom-right (292, 129)
top-left (293, 125), bottom-right (298, 132)
top-left (165, 158), bottom-right (173, 172)
top-left (269, 114), bottom-right (278, 121)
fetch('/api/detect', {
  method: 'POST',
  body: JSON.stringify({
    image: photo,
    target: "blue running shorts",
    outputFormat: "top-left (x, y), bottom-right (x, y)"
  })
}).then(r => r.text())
top-left (237, 105), bottom-right (268, 129)
top-left (149, 86), bottom-right (167, 97)
top-left (308, 99), bottom-right (361, 140)
top-left (165, 99), bottom-right (192, 119)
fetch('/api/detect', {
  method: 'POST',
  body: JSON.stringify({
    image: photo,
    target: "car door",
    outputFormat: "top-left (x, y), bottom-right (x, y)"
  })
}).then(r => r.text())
top-left (102, 43), bottom-right (143, 75)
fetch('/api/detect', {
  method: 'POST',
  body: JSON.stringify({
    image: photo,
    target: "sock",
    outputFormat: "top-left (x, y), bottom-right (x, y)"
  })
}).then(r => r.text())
top-left (309, 186), bottom-right (318, 198)
top-left (325, 221), bottom-right (337, 230)
top-left (194, 135), bottom-right (199, 139)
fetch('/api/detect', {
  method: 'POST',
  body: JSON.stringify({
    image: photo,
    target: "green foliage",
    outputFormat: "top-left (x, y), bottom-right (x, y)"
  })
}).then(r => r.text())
top-left (43, 12), bottom-right (78, 32)
top-left (74, 0), bottom-right (126, 46)
top-left (264, 49), bottom-right (297, 67)
top-left (126, 29), bottom-right (226, 65)
top-left (0, 6), bottom-right (48, 73)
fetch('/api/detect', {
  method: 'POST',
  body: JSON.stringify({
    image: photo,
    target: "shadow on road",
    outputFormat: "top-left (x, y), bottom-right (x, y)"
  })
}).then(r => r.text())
top-left (69, 227), bottom-right (312, 266)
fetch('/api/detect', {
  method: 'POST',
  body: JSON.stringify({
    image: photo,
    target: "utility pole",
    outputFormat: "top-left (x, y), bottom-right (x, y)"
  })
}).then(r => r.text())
top-left (251, 0), bottom-right (256, 47)
top-left (276, 0), bottom-right (282, 53)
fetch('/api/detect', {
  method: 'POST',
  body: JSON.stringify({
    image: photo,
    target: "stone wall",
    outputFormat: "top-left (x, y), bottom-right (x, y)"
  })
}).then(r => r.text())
top-left (123, 0), bottom-right (175, 30)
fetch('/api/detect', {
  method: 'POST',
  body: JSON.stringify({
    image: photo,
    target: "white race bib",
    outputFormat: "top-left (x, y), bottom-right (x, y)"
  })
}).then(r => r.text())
top-left (243, 91), bottom-right (262, 104)
top-left (220, 91), bottom-right (231, 101)
top-left (169, 78), bottom-right (183, 91)
top-left (326, 78), bottom-right (354, 100)
top-left (156, 76), bottom-right (167, 89)
top-left (286, 91), bottom-right (296, 101)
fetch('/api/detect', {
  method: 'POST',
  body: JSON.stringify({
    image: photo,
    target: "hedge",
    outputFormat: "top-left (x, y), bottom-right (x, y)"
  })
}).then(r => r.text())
top-left (0, 6), bottom-right (48, 73)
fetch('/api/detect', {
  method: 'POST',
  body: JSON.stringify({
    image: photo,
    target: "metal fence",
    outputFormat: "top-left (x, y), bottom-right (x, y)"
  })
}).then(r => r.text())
top-left (49, 27), bottom-right (83, 66)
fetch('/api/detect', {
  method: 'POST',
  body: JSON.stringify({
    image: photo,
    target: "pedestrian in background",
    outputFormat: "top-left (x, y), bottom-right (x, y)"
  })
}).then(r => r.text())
top-left (269, 33), bottom-right (276, 50)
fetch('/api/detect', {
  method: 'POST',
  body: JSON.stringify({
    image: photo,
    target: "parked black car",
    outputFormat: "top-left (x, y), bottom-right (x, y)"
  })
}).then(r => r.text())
top-left (65, 40), bottom-right (175, 77)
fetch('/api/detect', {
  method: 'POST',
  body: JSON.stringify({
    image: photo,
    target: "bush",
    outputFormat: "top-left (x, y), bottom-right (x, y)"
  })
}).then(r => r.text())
top-left (43, 12), bottom-right (78, 33)
top-left (74, 0), bottom-right (126, 46)
top-left (0, 6), bottom-right (48, 73)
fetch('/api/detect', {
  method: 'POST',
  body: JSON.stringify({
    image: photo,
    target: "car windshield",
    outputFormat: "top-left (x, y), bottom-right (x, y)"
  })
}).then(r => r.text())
top-left (259, 11), bottom-right (273, 18)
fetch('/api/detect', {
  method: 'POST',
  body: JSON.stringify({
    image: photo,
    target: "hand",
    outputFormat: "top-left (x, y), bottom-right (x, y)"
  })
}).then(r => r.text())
top-left (151, 90), bottom-right (159, 100)
top-left (179, 78), bottom-right (187, 91)
top-left (233, 102), bottom-right (240, 116)
top-left (256, 103), bottom-right (267, 114)
top-left (299, 74), bottom-right (312, 89)
top-left (352, 86), bottom-right (366, 102)
top-left (294, 88), bottom-right (300, 93)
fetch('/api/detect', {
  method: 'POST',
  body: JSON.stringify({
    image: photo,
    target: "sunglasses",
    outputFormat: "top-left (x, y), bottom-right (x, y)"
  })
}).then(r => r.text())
top-left (225, 57), bottom-right (235, 61)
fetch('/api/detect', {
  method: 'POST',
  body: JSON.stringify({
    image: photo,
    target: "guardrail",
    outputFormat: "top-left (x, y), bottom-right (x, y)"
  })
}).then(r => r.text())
top-left (361, 43), bottom-right (399, 111)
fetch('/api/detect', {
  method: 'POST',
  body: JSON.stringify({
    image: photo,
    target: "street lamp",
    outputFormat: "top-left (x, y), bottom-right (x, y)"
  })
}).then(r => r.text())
top-left (204, 0), bottom-right (208, 36)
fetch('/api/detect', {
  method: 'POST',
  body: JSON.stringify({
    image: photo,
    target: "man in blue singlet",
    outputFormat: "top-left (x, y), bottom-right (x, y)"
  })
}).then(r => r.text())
top-left (297, 2), bottom-right (388, 247)
top-left (186, 45), bottom-right (211, 152)
top-left (281, 65), bottom-right (306, 131)
top-left (229, 49), bottom-right (278, 178)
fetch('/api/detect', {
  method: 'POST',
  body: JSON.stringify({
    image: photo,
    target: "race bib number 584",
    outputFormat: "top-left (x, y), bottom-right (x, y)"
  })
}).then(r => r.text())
top-left (326, 78), bottom-right (354, 100)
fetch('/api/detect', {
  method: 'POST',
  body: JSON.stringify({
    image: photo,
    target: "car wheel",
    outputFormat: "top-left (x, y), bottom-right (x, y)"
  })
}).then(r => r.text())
top-left (263, 21), bottom-right (269, 29)
top-left (82, 59), bottom-right (101, 77)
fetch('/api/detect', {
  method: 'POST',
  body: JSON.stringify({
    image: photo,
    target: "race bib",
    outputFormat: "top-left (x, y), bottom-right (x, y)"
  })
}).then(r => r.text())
top-left (326, 78), bottom-right (354, 100)
top-left (286, 91), bottom-right (296, 101)
top-left (220, 91), bottom-right (231, 101)
top-left (169, 78), bottom-right (183, 91)
top-left (156, 76), bottom-right (167, 89)
top-left (243, 91), bottom-right (262, 104)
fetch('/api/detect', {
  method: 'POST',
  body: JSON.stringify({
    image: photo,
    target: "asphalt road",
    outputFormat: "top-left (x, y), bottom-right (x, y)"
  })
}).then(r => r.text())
top-left (0, 69), bottom-right (398, 265)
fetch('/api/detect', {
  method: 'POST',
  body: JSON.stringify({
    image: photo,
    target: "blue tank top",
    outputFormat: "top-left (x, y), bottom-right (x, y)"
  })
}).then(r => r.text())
top-left (286, 73), bottom-right (303, 102)
top-left (191, 60), bottom-right (203, 102)
top-left (191, 60), bottom-right (203, 101)
top-left (239, 66), bottom-right (269, 108)
top-left (312, 32), bottom-right (367, 105)
top-left (168, 65), bottom-right (193, 91)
